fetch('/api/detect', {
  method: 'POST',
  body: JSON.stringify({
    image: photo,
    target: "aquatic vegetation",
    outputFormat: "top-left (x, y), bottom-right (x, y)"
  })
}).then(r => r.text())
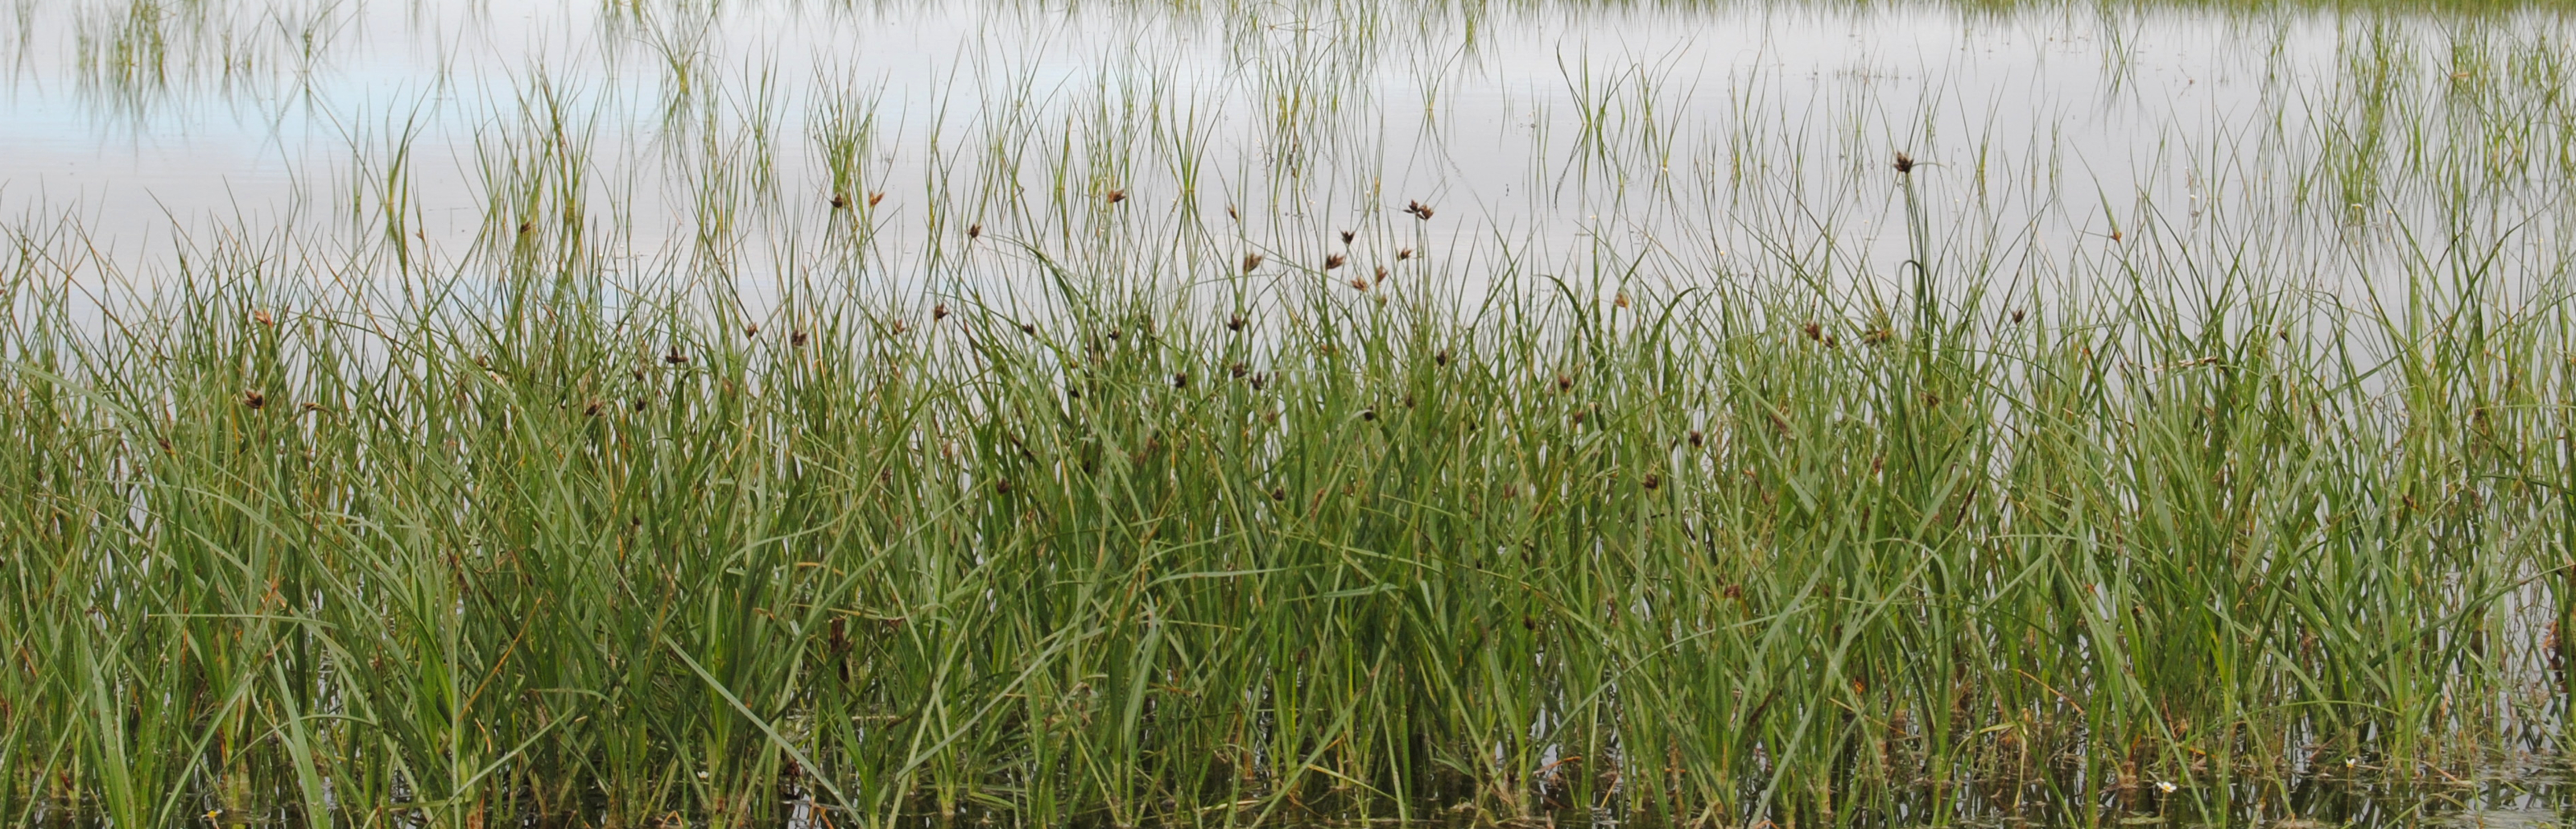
top-left (2, 167), bottom-right (2573, 829)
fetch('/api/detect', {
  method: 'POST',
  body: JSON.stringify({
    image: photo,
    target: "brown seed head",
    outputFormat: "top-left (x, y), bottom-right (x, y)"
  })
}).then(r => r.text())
top-left (1642, 472), bottom-right (1662, 490)
top-left (968, 223), bottom-right (983, 239)
top-left (1723, 584), bottom-right (1742, 599)
top-left (2011, 308), bottom-right (2026, 324)
top-left (1227, 314), bottom-right (1246, 332)
top-left (830, 192), bottom-right (850, 209)
top-left (1373, 265), bottom-right (1388, 284)
top-left (995, 479), bottom-right (1011, 494)
top-left (518, 221), bottom-right (535, 234)
top-left (252, 309), bottom-right (275, 327)
top-left (1020, 323), bottom-right (1038, 335)
top-left (1893, 152), bottom-right (1917, 174)
top-left (1802, 321), bottom-right (1822, 340)
top-left (299, 401), bottom-right (323, 414)
top-left (1556, 373), bottom-right (1573, 392)
top-left (1340, 229), bottom-right (1356, 244)
top-left (1614, 292), bottom-right (1631, 309)
top-left (1349, 277), bottom-right (1369, 291)
top-left (1325, 254), bottom-right (1345, 270)
top-left (1106, 189), bottom-right (1127, 204)
top-left (1406, 200), bottom-right (1435, 220)
top-left (934, 303), bottom-right (950, 322)
top-left (664, 349), bottom-right (688, 365)
top-left (1397, 248), bottom-right (1414, 261)
top-left (1688, 430), bottom-right (1705, 447)
top-left (1242, 254), bottom-right (1264, 273)
top-left (790, 329), bottom-right (809, 347)
top-left (866, 191), bottom-right (885, 207)
top-left (1435, 349), bottom-right (1450, 366)
top-left (1227, 204), bottom-right (1240, 221)
top-left (243, 390), bottom-right (265, 409)
top-left (584, 400), bottom-right (603, 416)
top-left (1360, 408), bottom-right (1376, 421)
top-left (1270, 487), bottom-right (1288, 501)
top-left (1173, 373), bottom-right (1189, 389)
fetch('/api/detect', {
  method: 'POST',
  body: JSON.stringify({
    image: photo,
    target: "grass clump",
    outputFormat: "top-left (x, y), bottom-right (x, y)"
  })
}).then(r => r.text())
top-left (0, 194), bottom-right (2569, 828)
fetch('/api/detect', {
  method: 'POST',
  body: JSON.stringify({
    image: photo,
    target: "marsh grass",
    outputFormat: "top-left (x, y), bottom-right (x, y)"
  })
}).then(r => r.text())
top-left (4, 171), bottom-right (2574, 828)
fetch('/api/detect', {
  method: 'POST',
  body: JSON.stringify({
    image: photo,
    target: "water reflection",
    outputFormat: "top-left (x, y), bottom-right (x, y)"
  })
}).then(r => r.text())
top-left (1, 0), bottom-right (2568, 291)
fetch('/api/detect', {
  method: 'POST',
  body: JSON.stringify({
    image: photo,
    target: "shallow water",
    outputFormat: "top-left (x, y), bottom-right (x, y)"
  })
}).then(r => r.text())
top-left (10, 0), bottom-right (2574, 304)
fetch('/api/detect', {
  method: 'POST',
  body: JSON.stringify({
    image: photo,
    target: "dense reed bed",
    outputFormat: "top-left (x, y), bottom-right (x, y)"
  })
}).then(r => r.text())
top-left (5, 175), bottom-right (2575, 828)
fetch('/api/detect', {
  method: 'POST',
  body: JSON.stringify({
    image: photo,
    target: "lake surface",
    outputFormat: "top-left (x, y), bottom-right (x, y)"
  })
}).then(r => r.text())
top-left (12, 0), bottom-right (2573, 307)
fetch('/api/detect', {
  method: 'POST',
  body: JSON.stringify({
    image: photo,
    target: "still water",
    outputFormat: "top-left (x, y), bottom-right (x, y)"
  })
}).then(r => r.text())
top-left (10, 0), bottom-right (2570, 301)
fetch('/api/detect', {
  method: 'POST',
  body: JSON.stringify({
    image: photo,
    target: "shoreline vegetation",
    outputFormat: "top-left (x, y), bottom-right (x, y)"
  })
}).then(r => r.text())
top-left (5, 175), bottom-right (2574, 826)
top-left (10, 0), bottom-right (2576, 827)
